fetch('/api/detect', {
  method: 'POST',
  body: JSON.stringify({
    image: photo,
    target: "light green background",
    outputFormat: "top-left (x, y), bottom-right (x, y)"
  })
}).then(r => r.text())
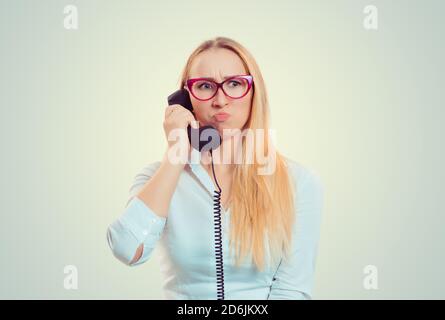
top-left (0, 0), bottom-right (443, 299)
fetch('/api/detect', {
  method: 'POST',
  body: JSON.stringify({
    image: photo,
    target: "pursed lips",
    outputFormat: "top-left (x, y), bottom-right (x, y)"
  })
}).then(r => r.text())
top-left (214, 112), bottom-right (231, 121)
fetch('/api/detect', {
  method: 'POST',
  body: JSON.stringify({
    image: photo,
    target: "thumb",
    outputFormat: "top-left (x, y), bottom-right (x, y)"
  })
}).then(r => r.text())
top-left (190, 119), bottom-right (199, 129)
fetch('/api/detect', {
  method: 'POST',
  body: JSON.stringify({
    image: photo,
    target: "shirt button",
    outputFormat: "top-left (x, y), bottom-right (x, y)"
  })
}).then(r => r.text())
top-left (152, 218), bottom-right (156, 222)
top-left (142, 230), bottom-right (148, 236)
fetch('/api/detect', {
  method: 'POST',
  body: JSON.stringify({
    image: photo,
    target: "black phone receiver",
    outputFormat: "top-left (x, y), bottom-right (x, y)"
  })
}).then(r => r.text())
top-left (167, 89), bottom-right (221, 152)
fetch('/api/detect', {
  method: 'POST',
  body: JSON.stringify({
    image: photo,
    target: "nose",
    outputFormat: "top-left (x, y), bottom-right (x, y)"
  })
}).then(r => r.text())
top-left (212, 87), bottom-right (229, 108)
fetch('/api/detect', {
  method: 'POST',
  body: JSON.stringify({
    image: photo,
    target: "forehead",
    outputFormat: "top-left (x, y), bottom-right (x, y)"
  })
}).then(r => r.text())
top-left (189, 48), bottom-right (247, 80)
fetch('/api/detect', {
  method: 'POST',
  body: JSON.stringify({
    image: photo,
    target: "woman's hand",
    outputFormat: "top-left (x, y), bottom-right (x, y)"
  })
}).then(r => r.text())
top-left (163, 104), bottom-right (198, 164)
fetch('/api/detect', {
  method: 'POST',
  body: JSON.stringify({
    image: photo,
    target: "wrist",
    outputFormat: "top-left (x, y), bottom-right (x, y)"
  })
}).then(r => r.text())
top-left (162, 148), bottom-right (188, 169)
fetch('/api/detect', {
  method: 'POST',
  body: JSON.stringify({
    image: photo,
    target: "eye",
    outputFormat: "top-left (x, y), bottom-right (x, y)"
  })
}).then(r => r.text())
top-left (228, 80), bottom-right (241, 87)
top-left (197, 82), bottom-right (213, 90)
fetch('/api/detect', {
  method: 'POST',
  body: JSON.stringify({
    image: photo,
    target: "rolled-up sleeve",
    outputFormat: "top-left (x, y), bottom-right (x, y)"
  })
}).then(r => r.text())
top-left (267, 166), bottom-right (324, 299)
top-left (106, 162), bottom-right (166, 267)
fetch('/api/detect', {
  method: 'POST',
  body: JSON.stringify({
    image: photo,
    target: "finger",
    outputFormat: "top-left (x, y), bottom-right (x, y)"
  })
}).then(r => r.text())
top-left (165, 105), bottom-right (176, 118)
top-left (189, 118), bottom-right (199, 129)
top-left (165, 104), bottom-right (189, 118)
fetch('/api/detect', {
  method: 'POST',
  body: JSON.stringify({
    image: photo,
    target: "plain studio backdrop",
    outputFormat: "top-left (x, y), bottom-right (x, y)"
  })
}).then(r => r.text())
top-left (0, 0), bottom-right (443, 299)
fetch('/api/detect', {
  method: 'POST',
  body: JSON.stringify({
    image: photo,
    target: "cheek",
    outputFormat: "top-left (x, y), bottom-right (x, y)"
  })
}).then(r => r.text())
top-left (236, 100), bottom-right (251, 121)
top-left (191, 101), bottom-right (212, 120)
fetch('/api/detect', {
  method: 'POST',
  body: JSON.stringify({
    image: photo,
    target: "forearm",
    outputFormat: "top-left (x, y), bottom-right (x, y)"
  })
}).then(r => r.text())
top-left (135, 149), bottom-right (185, 218)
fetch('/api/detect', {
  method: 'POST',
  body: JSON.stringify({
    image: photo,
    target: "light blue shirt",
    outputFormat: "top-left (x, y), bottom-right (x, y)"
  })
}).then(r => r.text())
top-left (106, 155), bottom-right (323, 300)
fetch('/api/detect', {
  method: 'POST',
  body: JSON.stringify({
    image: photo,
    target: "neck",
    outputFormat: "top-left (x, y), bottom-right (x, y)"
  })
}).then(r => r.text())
top-left (200, 137), bottom-right (238, 174)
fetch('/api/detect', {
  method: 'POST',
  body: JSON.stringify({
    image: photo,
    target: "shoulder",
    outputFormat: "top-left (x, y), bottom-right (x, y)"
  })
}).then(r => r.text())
top-left (283, 157), bottom-right (323, 194)
top-left (282, 156), bottom-right (324, 215)
top-left (126, 161), bottom-right (162, 206)
top-left (129, 160), bottom-right (162, 190)
top-left (133, 161), bottom-right (163, 179)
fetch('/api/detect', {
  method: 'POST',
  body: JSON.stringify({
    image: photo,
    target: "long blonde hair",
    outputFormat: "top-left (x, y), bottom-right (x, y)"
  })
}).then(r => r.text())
top-left (179, 37), bottom-right (296, 272)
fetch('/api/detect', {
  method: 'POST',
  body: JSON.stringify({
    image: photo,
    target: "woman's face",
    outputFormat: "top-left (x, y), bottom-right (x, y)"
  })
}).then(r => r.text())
top-left (186, 48), bottom-right (253, 138)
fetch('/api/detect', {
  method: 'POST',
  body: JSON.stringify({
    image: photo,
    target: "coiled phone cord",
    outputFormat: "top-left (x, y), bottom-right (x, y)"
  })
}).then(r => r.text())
top-left (209, 149), bottom-right (225, 300)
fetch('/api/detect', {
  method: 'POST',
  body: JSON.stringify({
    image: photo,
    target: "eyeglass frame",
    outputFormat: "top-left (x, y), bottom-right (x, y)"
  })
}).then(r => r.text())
top-left (184, 75), bottom-right (254, 101)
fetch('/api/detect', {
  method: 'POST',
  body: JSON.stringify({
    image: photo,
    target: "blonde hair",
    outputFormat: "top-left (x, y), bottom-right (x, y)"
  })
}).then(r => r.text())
top-left (179, 37), bottom-right (296, 272)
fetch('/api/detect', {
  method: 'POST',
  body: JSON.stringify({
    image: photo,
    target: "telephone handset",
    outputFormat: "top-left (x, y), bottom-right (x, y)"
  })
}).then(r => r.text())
top-left (167, 88), bottom-right (226, 300)
top-left (167, 89), bottom-right (221, 152)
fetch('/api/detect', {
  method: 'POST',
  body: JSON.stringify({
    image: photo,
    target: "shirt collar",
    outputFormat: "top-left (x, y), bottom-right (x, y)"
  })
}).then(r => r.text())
top-left (186, 149), bottom-right (231, 214)
top-left (186, 149), bottom-right (217, 197)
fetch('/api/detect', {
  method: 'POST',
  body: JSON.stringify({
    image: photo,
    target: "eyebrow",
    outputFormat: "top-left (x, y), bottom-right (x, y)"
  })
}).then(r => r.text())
top-left (199, 75), bottom-right (240, 81)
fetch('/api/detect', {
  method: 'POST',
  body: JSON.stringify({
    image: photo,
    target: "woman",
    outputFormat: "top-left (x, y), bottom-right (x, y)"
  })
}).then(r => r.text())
top-left (106, 37), bottom-right (323, 300)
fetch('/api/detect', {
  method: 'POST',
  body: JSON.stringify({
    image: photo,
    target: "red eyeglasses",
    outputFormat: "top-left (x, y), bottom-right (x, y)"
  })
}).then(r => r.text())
top-left (185, 75), bottom-right (253, 101)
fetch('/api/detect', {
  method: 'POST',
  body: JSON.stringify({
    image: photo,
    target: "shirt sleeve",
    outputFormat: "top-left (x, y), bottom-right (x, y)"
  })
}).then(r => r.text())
top-left (106, 162), bottom-right (166, 267)
top-left (267, 165), bottom-right (324, 299)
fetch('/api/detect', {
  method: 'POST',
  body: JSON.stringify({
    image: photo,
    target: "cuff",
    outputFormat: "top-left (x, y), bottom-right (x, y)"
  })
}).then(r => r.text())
top-left (118, 196), bottom-right (167, 244)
